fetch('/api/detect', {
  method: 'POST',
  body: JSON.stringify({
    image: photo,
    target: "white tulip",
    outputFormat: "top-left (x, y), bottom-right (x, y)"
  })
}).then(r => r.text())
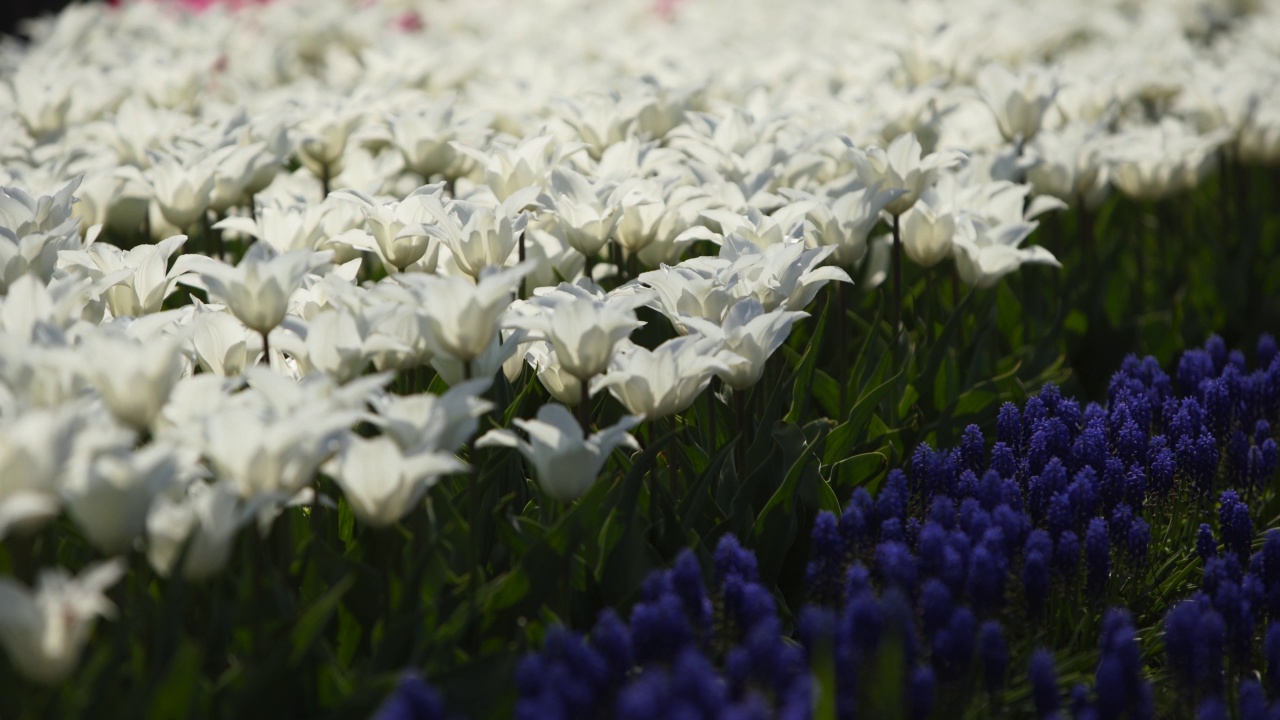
top-left (637, 265), bottom-right (737, 331)
top-left (546, 167), bottom-right (620, 259)
top-left (717, 237), bottom-right (851, 313)
top-left (59, 234), bottom-right (188, 317)
top-left (0, 559), bottom-right (125, 684)
top-left (477, 404), bottom-right (640, 502)
top-left (505, 284), bottom-right (647, 383)
top-left (394, 262), bottom-right (533, 366)
top-left (368, 378), bottom-right (493, 455)
top-left (0, 176), bottom-right (81, 238)
top-left (845, 133), bottom-right (964, 216)
top-left (0, 407), bottom-right (76, 540)
top-left (64, 441), bottom-right (179, 555)
top-left (590, 336), bottom-right (733, 419)
top-left (142, 154), bottom-right (216, 231)
top-left (899, 176), bottom-right (962, 269)
top-left (799, 183), bottom-right (906, 268)
top-left (191, 309), bottom-right (258, 377)
top-left (295, 106), bottom-right (363, 182)
top-left (524, 341), bottom-right (583, 406)
top-left (299, 307), bottom-right (405, 384)
top-left (324, 435), bottom-right (465, 527)
top-left (389, 98), bottom-right (487, 180)
top-left (681, 298), bottom-right (807, 391)
top-left (192, 244), bottom-right (330, 336)
top-left (201, 403), bottom-right (353, 498)
top-left (81, 332), bottom-right (186, 431)
top-left (331, 185), bottom-right (443, 273)
top-left (410, 190), bottom-right (535, 279)
top-left (214, 200), bottom-right (328, 255)
top-left (952, 219), bottom-right (1060, 290)
top-left (975, 64), bottom-right (1060, 145)
top-left (146, 481), bottom-right (246, 581)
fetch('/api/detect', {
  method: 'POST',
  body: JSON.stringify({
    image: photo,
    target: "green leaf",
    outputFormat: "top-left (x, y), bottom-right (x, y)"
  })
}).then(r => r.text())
top-left (753, 422), bottom-right (829, 536)
top-left (146, 640), bottom-right (204, 720)
top-left (896, 384), bottom-right (918, 419)
top-left (338, 498), bottom-right (355, 548)
top-left (289, 573), bottom-right (355, 666)
top-left (823, 369), bottom-right (902, 466)
top-left (828, 451), bottom-right (888, 491)
top-left (1065, 308), bottom-right (1088, 335)
top-left (815, 476), bottom-right (842, 514)
top-left (785, 292), bottom-right (830, 423)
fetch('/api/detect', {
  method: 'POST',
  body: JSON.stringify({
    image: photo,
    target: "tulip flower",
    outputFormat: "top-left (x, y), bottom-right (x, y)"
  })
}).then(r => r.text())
top-left (389, 97), bottom-right (489, 182)
top-left (0, 560), bottom-right (125, 685)
top-left (408, 190), bottom-right (536, 279)
top-left (718, 237), bottom-right (850, 313)
top-left (394, 261), bottom-right (534, 371)
top-left (190, 244), bottom-right (331, 358)
top-left (213, 199), bottom-right (328, 255)
top-left (975, 64), bottom-right (1060, 147)
top-left (295, 306), bottom-right (406, 385)
top-left (58, 234), bottom-right (188, 317)
top-left (324, 435), bottom-right (465, 528)
top-left (331, 185), bottom-right (443, 273)
top-left (201, 401), bottom-right (355, 498)
top-left (590, 336), bottom-right (734, 419)
top-left (146, 481), bottom-right (246, 581)
top-left (637, 264), bottom-right (737, 332)
top-left (797, 183), bottom-right (906, 268)
top-left (546, 167), bottom-right (621, 262)
top-left (191, 307), bottom-right (258, 376)
top-left (63, 440), bottom-right (180, 555)
top-left (81, 332), bottom-right (186, 431)
top-left (368, 378), bottom-right (494, 455)
top-left (899, 177), bottom-right (960, 269)
top-left (845, 133), bottom-right (963, 329)
top-left (0, 407), bottom-right (76, 540)
top-left (140, 153), bottom-right (217, 232)
top-left (294, 105), bottom-right (363, 195)
top-left (680, 297), bottom-right (807, 391)
top-left (477, 404), bottom-right (640, 502)
top-left (505, 284), bottom-right (647, 383)
top-left (951, 219), bottom-right (1060, 289)
top-left (524, 341), bottom-right (584, 406)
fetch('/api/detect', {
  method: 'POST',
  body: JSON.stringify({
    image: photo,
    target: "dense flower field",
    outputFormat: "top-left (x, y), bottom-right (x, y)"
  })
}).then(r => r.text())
top-left (2, 0), bottom-right (1280, 717)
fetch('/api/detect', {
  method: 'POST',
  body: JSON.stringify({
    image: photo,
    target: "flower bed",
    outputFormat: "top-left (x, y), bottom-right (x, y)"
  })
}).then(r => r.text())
top-left (1, 0), bottom-right (1279, 717)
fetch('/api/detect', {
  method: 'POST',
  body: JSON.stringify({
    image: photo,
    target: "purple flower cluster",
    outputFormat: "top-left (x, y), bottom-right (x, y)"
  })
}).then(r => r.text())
top-left (377, 335), bottom-right (1280, 719)
top-left (513, 536), bottom-right (811, 719)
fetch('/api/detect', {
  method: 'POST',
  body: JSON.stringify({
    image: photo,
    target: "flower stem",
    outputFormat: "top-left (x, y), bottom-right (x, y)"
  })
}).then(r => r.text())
top-left (837, 282), bottom-right (848, 416)
top-left (576, 391), bottom-right (592, 433)
top-left (518, 232), bottom-right (527, 300)
top-left (892, 212), bottom-right (903, 335)
top-left (261, 329), bottom-right (271, 366)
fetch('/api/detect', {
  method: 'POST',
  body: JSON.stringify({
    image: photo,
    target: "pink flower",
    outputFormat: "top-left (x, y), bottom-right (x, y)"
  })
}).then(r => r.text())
top-left (108, 0), bottom-right (272, 11)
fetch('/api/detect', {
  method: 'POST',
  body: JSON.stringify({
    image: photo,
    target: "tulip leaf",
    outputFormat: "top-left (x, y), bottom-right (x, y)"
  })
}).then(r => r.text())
top-left (752, 422), bottom-right (829, 537)
top-left (823, 369), bottom-right (902, 466)
top-left (679, 437), bottom-right (736, 536)
top-left (146, 640), bottom-right (205, 720)
top-left (828, 451), bottom-right (888, 492)
top-left (815, 476), bottom-right (842, 515)
top-left (849, 291), bottom-right (885, 391)
top-left (289, 573), bottom-right (355, 666)
top-left (786, 291), bottom-right (830, 423)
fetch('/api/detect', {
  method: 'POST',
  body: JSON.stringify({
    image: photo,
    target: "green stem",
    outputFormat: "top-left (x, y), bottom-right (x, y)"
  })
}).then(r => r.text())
top-left (837, 282), bottom-right (848, 416)
top-left (576, 389), bottom-right (592, 433)
top-left (891, 212), bottom-right (903, 335)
